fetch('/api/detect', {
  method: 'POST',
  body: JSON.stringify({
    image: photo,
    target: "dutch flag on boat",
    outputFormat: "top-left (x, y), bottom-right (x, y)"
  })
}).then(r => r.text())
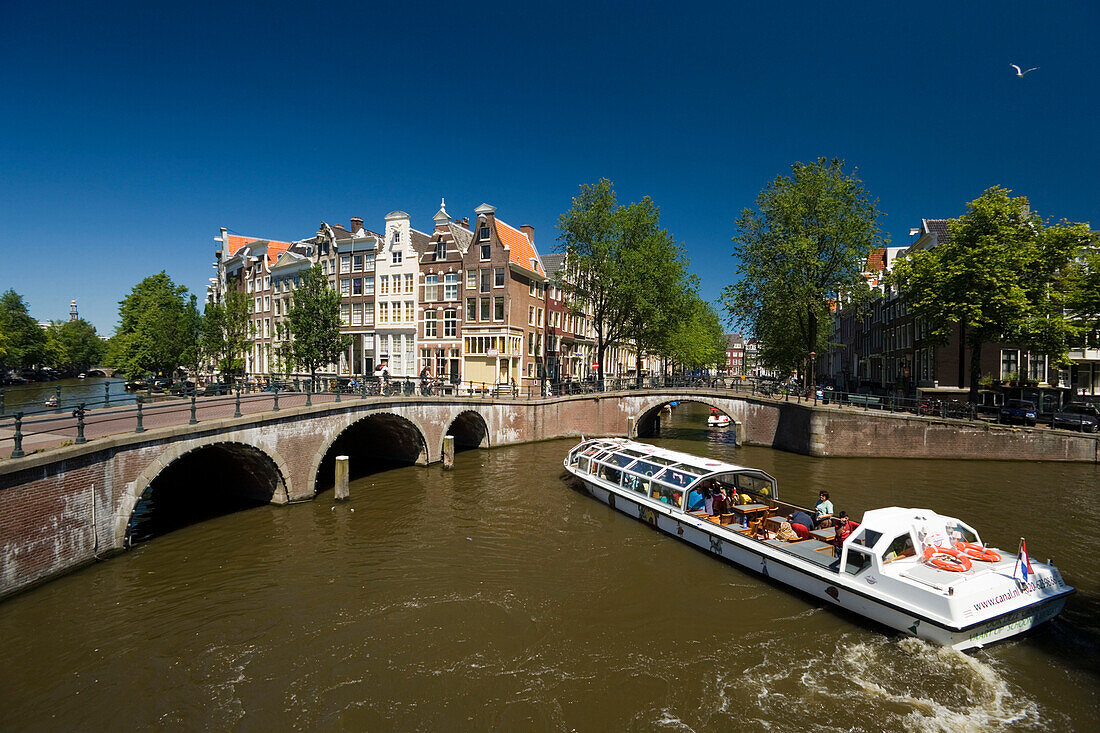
top-left (1014, 538), bottom-right (1034, 583)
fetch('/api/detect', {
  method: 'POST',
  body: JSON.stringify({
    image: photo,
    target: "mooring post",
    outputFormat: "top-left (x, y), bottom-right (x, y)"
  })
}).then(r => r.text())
top-left (627, 416), bottom-right (636, 438)
top-left (442, 435), bottom-right (455, 470)
top-left (135, 396), bottom-right (145, 433)
top-left (334, 455), bottom-right (350, 500)
top-left (11, 412), bottom-right (24, 458)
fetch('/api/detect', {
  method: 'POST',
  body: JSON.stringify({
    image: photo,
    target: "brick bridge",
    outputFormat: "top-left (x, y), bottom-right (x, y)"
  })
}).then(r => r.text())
top-left (1, 390), bottom-right (1096, 600)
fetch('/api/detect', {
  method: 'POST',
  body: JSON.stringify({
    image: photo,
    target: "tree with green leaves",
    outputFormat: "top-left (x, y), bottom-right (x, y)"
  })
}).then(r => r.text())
top-left (557, 179), bottom-right (693, 383)
top-left (723, 158), bottom-right (885, 383)
top-left (0, 289), bottom-right (48, 371)
top-left (286, 264), bottom-right (350, 389)
top-left (201, 288), bottom-right (251, 384)
top-left (889, 186), bottom-right (1090, 400)
top-left (1065, 239), bottom-right (1100, 349)
top-left (45, 319), bottom-right (104, 373)
top-left (109, 272), bottom-right (197, 380)
top-left (666, 295), bottom-right (729, 372)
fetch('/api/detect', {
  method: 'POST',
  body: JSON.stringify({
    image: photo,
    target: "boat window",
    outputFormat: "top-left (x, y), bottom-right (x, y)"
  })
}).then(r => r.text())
top-left (844, 548), bottom-right (872, 575)
top-left (607, 453), bottom-right (637, 469)
top-left (684, 488), bottom-right (707, 512)
top-left (883, 532), bottom-right (915, 562)
top-left (597, 465), bottom-right (621, 484)
top-left (657, 468), bottom-right (698, 489)
top-left (629, 460), bottom-right (667, 478)
top-left (621, 449), bottom-right (649, 458)
top-left (577, 456), bottom-right (589, 473)
top-left (851, 528), bottom-right (882, 549)
top-left (736, 474), bottom-right (773, 497)
top-left (623, 473), bottom-right (649, 495)
top-left (667, 463), bottom-right (707, 477)
top-left (946, 521), bottom-right (978, 545)
top-left (650, 482), bottom-right (683, 508)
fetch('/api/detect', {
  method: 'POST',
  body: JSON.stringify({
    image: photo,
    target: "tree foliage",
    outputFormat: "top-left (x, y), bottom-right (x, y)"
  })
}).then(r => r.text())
top-left (557, 179), bottom-right (693, 381)
top-left (888, 186), bottom-right (1089, 399)
top-left (46, 319), bottom-right (104, 372)
top-left (109, 272), bottom-right (197, 379)
top-left (285, 264), bottom-right (350, 388)
top-left (723, 158), bottom-right (885, 379)
top-left (201, 288), bottom-right (251, 383)
top-left (667, 295), bottom-right (728, 370)
top-left (0, 289), bottom-right (49, 371)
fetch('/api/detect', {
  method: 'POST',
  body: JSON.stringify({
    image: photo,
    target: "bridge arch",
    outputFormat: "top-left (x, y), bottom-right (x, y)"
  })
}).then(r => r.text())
top-left (634, 395), bottom-right (741, 440)
top-left (309, 410), bottom-right (431, 495)
top-left (117, 439), bottom-right (291, 546)
top-left (443, 409), bottom-right (490, 455)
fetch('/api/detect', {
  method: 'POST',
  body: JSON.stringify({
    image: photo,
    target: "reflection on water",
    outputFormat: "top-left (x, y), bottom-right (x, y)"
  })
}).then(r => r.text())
top-left (0, 402), bottom-right (1096, 730)
top-left (1, 377), bottom-right (133, 415)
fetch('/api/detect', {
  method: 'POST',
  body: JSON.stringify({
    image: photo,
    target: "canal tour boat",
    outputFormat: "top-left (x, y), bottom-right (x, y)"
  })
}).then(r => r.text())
top-left (564, 438), bottom-right (1074, 650)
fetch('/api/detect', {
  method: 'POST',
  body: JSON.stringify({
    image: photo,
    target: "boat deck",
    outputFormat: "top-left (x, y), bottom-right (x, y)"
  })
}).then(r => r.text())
top-left (764, 538), bottom-right (840, 570)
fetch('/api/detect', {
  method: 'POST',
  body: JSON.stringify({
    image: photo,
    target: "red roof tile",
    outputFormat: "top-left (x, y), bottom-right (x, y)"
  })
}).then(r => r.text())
top-left (495, 219), bottom-right (543, 276)
top-left (226, 234), bottom-right (294, 266)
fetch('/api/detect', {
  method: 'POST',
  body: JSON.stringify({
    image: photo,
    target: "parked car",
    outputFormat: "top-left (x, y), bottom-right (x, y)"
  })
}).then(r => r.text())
top-left (203, 382), bottom-right (231, 396)
top-left (1051, 403), bottom-right (1099, 432)
top-left (999, 399), bottom-right (1037, 427)
top-left (173, 381), bottom-right (196, 396)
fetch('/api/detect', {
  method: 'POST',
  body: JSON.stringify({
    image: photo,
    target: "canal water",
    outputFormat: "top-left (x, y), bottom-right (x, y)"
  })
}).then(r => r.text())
top-left (1, 403), bottom-right (1097, 730)
top-left (1, 377), bottom-right (133, 416)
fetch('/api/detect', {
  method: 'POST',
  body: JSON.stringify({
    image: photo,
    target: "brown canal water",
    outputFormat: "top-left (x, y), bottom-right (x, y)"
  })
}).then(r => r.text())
top-left (1, 403), bottom-right (1098, 730)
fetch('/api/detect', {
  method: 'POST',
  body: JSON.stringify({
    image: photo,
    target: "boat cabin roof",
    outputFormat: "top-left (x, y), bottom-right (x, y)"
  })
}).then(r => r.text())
top-left (569, 438), bottom-right (777, 497)
top-left (848, 507), bottom-right (983, 557)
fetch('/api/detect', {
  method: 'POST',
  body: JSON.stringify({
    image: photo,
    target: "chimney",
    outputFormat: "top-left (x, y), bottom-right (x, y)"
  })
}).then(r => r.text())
top-left (460, 217), bottom-right (469, 227)
top-left (350, 217), bottom-right (363, 233)
top-left (520, 225), bottom-right (534, 244)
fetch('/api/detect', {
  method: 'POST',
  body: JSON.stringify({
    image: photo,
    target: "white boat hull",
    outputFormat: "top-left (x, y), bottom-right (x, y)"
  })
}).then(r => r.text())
top-left (576, 477), bottom-right (1069, 650)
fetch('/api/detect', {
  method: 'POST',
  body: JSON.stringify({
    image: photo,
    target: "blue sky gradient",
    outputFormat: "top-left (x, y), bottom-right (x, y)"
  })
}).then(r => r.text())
top-left (2, 1), bottom-right (1096, 333)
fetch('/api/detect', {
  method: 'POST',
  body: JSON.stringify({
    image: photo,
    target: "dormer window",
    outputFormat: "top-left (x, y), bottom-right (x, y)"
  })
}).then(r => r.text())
top-left (479, 226), bottom-right (490, 241)
top-left (393, 231), bottom-right (401, 244)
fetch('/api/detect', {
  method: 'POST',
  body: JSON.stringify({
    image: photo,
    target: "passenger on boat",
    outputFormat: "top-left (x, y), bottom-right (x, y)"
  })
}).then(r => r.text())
top-left (711, 487), bottom-right (730, 515)
top-left (832, 512), bottom-right (853, 555)
top-left (702, 486), bottom-right (713, 514)
top-left (814, 491), bottom-right (834, 526)
top-left (789, 510), bottom-right (815, 539)
top-left (775, 521), bottom-right (800, 542)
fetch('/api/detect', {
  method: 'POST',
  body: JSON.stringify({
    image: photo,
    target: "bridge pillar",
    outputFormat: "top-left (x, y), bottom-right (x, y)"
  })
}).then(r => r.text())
top-left (627, 416), bottom-right (636, 438)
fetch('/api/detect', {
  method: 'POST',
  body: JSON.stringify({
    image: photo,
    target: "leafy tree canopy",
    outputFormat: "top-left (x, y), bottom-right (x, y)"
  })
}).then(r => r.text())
top-left (46, 319), bottom-right (104, 371)
top-left (723, 158), bottom-right (885, 379)
top-left (286, 264), bottom-right (350, 388)
top-left (109, 272), bottom-right (196, 379)
top-left (0, 289), bottom-right (48, 370)
top-left (667, 295), bottom-right (728, 371)
top-left (888, 186), bottom-right (1090, 398)
top-left (557, 179), bottom-right (694, 381)
top-left (201, 288), bottom-right (252, 383)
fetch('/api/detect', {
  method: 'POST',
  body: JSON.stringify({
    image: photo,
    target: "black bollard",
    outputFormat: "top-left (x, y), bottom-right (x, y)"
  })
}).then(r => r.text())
top-left (272, 387), bottom-right (280, 411)
top-left (11, 412), bottom-right (24, 458)
top-left (189, 393), bottom-right (198, 424)
top-left (74, 403), bottom-right (87, 444)
top-left (335, 382), bottom-right (341, 403)
top-left (55, 386), bottom-right (62, 414)
top-left (135, 396), bottom-right (145, 433)
top-left (305, 382), bottom-right (312, 407)
top-left (234, 387), bottom-right (242, 417)
top-left (104, 382), bottom-right (110, 408)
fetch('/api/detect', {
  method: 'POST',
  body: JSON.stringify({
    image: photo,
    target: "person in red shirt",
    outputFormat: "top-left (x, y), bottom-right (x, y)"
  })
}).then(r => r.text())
top-left (833, 511), bottom-right (853, 556)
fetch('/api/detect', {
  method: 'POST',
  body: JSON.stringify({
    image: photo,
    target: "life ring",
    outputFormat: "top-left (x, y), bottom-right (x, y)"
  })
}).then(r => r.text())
top-left (922, 545), bottom-right (972, 572)
top-left (954, 541), bottom-right (1001, 562)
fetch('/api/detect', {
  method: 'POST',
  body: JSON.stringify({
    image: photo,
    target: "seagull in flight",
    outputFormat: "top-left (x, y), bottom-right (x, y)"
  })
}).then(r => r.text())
top-left (1011, 64), bottom-right (1039, 77)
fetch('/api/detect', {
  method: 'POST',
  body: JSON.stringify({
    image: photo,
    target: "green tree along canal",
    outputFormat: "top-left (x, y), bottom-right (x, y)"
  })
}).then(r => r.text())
top-left (1, 403), bottom-right (1096, 730)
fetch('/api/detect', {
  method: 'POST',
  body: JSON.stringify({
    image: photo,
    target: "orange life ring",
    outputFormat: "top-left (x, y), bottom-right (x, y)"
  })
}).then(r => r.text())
top-left (922, 545), bottom-right (972, 572)
top-left (954, 541), bottom-right (1001, 562)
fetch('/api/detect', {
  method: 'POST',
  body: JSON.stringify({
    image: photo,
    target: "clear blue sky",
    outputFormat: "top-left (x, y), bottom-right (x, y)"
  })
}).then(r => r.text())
top-left (2, 1), bottom-right (1096, 334)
